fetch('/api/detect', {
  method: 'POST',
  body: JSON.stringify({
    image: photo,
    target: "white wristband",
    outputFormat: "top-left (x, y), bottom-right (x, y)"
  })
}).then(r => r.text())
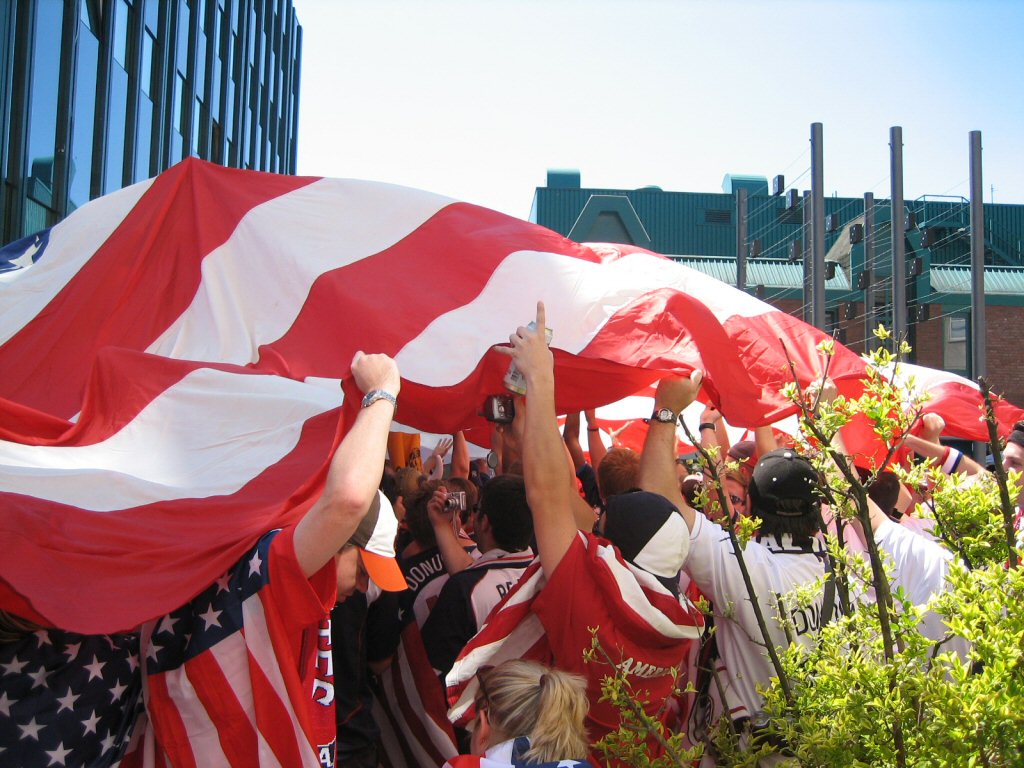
top-left (941, 448), bottom-right (963, 475)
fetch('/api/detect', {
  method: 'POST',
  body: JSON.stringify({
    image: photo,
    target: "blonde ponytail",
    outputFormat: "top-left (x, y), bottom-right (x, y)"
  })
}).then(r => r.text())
top-left (479, 659), bottom-right (590, 763)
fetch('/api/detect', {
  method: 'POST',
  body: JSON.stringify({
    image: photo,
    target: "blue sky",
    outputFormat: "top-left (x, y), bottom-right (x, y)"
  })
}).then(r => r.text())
top-left (292, 0), bottom-right (1024, 220)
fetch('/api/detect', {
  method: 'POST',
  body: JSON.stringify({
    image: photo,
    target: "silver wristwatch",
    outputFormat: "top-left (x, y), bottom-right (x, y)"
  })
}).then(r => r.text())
top-left (361, 389), bottom-right (397, 410)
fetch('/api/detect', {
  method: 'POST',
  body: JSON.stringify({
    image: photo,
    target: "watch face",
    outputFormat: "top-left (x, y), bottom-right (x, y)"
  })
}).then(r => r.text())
top-left (486, 450), bottom-right (499, 469)
top-left (653, 408), bottom-right (676, 423)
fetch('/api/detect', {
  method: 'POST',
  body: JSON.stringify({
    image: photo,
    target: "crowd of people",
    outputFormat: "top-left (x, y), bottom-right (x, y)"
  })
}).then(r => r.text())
top-left (2, 301), bottom-right (1020, 768)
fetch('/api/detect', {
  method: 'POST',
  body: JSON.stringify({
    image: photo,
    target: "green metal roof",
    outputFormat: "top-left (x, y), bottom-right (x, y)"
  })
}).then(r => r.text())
top-left (669, 256), bottom-right (851, 291)
top-left (531, 186), bottom-right (1024, 269)
top-left (931, 265), bottom-right (1024, 295)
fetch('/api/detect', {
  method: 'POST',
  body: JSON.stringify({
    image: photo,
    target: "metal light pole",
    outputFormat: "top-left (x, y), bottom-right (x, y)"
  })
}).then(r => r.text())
top-left (811, 123), bottom-right (826, 330)
top-left (736, 187), bottom-right (747, 292)
top-left (890, 127), bottom-right (907, 344)
top-left (863, 192), bottom-right (875, 352)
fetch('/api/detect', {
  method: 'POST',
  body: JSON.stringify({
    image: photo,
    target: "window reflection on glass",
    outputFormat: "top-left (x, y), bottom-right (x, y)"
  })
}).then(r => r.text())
top-left (141, 32), bottom-right (154, 97)
top-left (143, 0), bottom-right (159, 34)
top-left (104, 66), bottom-right (128, 193)
top-left (26, 1), bottom-right (64, 208)
top-left (174, 71), bottom-right (185, 134)
top-left (171, 130), bottom-right (183, 164)
top-left (225, 79), bottom-right (234, 134)
top-left (135, 97), bottom-right (153, 181)
top-left (193, 97), bottom-right (202, 153)
top-left (113, 0), bottom-right (129, 67)
top-left (248, 7), bottom-right (256, 55)
top-left (196, 30), bottom-right (206, 98)
top-left (177, 1), bottom-right (190, 72)
top-left (210, 58), bottom-right (221, 120)
top-left (69, 21), bottom-right (99, 211)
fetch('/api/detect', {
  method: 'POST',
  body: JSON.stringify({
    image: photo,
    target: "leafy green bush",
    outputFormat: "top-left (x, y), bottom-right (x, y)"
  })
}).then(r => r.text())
top-left (593, 331), bottom-right (1024, 767)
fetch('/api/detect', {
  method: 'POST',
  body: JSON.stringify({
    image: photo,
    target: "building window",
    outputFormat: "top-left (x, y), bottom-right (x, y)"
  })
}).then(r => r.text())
top-left (945, 316), bottom-right (968, 372)
top-left (174, 71), bottom-right (186, 134)
top-left (141, 30), bottom-right (155, 96)
top-left (135, 96), bottom-right (153, 181)
top-left (193, 96), bottom-right (202, 152)
top-left (104, 65), bottom-right (129, 193)
top-left (69, 20), bottom-right (99, 210)
top-left (143, 0), bottom-right (159, 33)
top-left (177, 1), bottom-right (192, 73)
top-left (26, 1), bottom-right (65, 209)
top-left (113, 0), bottom-right (130, 67)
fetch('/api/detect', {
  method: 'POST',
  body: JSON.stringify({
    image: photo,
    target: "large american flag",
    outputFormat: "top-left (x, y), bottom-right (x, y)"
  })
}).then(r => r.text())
top-left (0, 157), bottom-right (876, 635)
top-left (0, 159), bottom-right (1019, 763)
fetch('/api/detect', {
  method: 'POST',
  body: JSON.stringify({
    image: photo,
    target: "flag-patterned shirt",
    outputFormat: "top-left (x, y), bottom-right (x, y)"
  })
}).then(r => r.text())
top-left (446, 533), bottom-right (703, 767)
top-left (138, 526), bottom-right (337, 767)
top-left (531, 534), bottom-right (702, 758)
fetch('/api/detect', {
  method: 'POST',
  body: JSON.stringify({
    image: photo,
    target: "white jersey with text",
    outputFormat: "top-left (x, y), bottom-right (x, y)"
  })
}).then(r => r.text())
top-left (421, 548), bottom-right (534, 678)
top-left (684, 514), bottom-right (833, 717)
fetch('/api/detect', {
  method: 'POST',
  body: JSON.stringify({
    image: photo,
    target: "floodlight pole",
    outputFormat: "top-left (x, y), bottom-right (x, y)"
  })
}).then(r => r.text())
top-left (969, 130), bottom-right (986, 383)
top-left (863, 192), bottom-right (875, 353)
top-left (969, 130), bottom-right (987, 462)
top-left (890, 127), bottom-right (907, 343)
top-left (736, 187), bottom-right (747, 292)
top-left (803, 191), bottom-right (812, 324)
top-left (811, 123), bottom-right (826, 330)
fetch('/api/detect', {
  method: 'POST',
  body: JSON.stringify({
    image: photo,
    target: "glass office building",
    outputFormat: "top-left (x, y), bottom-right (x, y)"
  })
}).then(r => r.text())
top-left (0, 0), bottom-right (302, 245)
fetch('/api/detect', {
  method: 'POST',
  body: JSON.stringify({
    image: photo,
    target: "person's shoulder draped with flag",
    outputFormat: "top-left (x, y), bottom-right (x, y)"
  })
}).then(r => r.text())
top-left (480, 303), bottom-right (703, 763)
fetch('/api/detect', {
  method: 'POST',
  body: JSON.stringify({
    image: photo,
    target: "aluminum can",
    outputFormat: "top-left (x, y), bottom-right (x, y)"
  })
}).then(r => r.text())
top-left (503, 321), bottom-right (553, 394)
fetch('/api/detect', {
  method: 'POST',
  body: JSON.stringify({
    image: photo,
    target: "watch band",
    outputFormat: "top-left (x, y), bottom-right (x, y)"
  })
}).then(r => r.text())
top-left (649, 407), bottom-right (677, 424)
top-left (699, 422), bottom-right (716, 432)
top-left (361, 389), bottom-right (397, 410)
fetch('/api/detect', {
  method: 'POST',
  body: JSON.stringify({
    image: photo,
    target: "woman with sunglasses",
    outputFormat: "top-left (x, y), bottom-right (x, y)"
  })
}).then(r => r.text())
top-left (450, 659), bottom-right (595, 767)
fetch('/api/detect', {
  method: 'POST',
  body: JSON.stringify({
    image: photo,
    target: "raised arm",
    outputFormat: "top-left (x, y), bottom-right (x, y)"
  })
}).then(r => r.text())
top-left (754, 424), bottom-right (779, 456)
top-left (293, 352), bottom-right (399, 577)
top-left (496, 302), bottom-right (577, 574)
top-left (903, 413), bottom-right (985, 477)
top-left (450, 430), bottom-right (470, 478)
top-left (426, 486), bottom-right (474, 574)
top-left (639, 372), bottom-right (704, 530)
top-left (700, 404), bottom-right (728, 462)
top-left (563, 412), bottom-right (586, 472)
top-left (424, 436), bottom-right (454, 480)
top-left (584, 409), bottom-right (608, 469)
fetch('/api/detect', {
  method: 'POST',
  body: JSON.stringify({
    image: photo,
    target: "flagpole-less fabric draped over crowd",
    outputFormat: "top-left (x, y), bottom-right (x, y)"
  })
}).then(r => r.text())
top-left (0, 158), bottom-right (1017, 635)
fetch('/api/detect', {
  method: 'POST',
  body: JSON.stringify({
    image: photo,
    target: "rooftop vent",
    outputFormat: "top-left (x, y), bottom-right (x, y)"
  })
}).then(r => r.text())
top-left (546, 169), bottom-right (581, 189)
